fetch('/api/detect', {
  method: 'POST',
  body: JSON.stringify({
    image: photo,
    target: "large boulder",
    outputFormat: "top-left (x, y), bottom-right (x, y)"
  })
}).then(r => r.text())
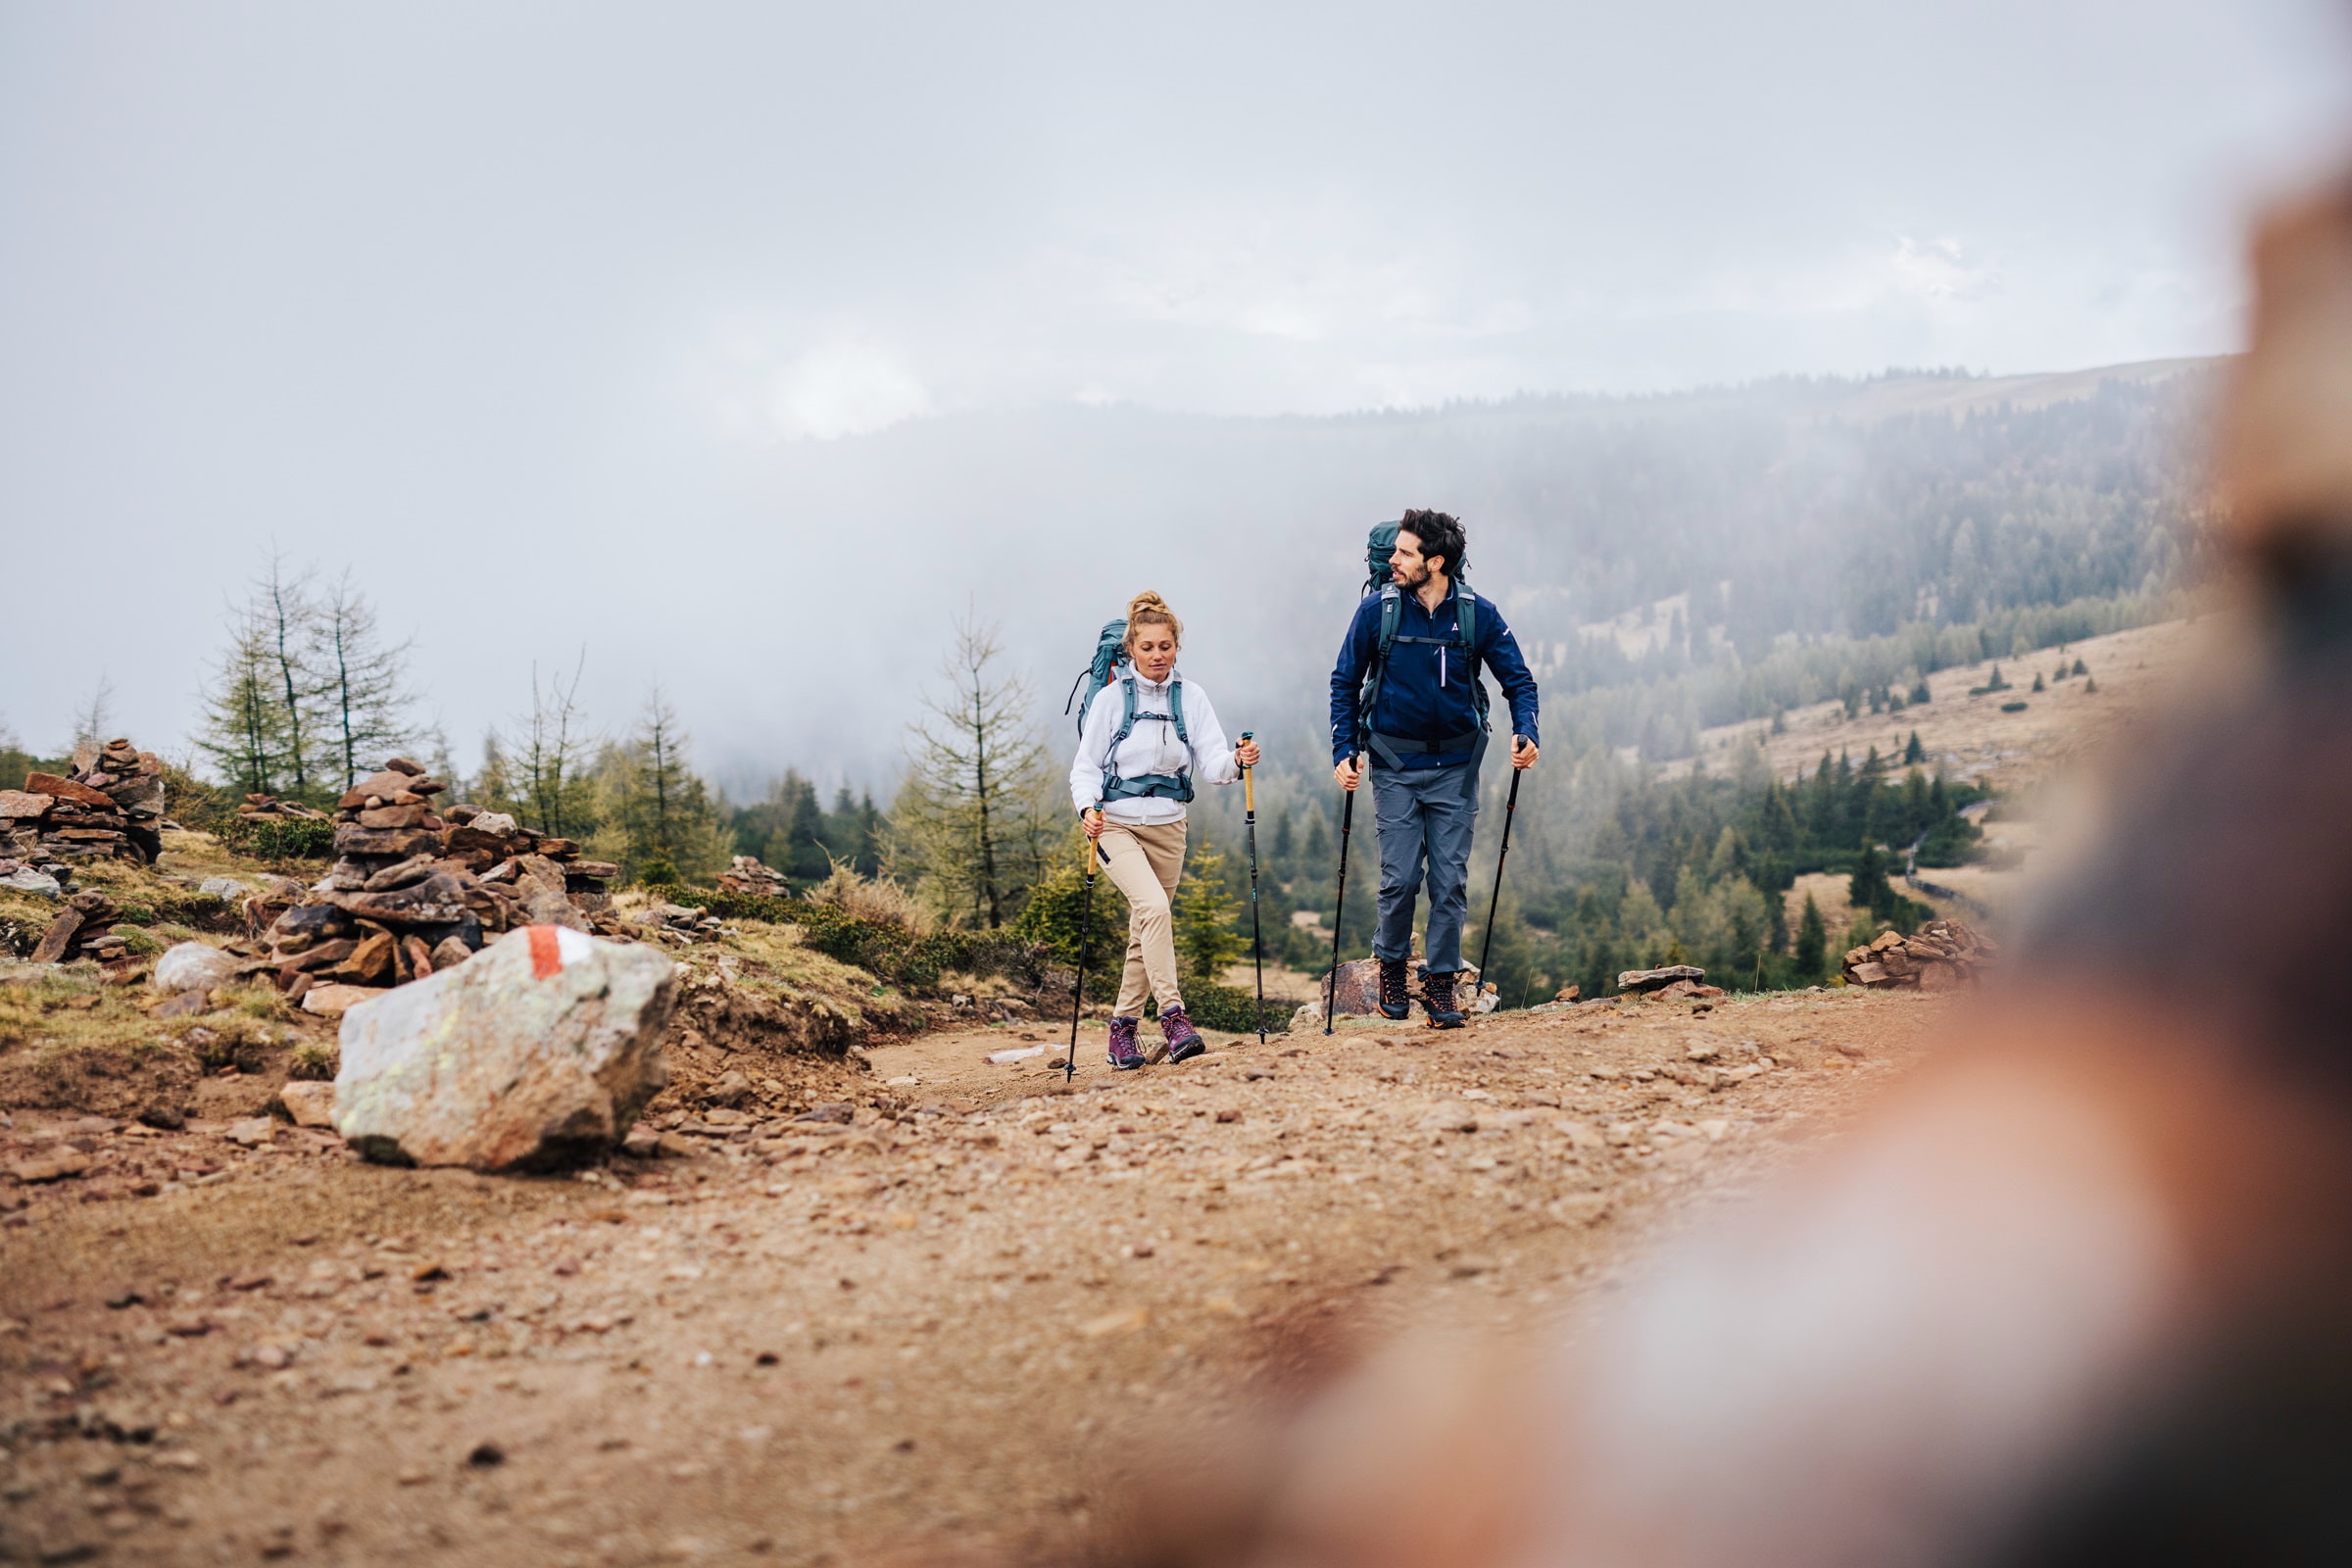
top-left (333, 925), bottom-right (679, 1171)
top-left (1309, 957), bottom-right (1479, 1021)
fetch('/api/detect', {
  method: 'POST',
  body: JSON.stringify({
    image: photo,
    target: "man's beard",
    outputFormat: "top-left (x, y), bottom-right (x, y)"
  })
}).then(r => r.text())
top-left (1394, 562), bottom-right (1429, 588)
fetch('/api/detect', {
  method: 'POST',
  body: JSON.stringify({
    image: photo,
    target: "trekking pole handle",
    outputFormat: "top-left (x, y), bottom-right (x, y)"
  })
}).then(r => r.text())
top-left (1240, 731), bottom-right (1254, 811)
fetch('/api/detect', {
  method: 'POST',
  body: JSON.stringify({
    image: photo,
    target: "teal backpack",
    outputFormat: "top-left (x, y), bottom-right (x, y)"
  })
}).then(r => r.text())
top-left (1063, 617), bottom-right (1195, 804)
top-left (1355, 518), bottom-right (1487, 763)
top-left (1064, 619), bottom-right (1131, 736)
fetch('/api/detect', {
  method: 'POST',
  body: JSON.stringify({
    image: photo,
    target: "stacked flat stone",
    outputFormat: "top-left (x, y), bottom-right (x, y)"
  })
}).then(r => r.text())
top-left (254, 759), bottom-right (622, 1012)
top-left (716, 856), bottom-right (792, 897)
top-left (235, 794), bottom-right (328, 823)
top-left (1841, 917), bottom-right (1997, 990)
top-left (0, 737), bottom-right (165, 866)
top-left (28, 889), bottom-right (129, 970)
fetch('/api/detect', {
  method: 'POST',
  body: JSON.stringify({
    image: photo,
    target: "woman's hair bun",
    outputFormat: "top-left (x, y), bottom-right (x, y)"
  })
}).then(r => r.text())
top-left (1125, 590), bottom-right (1183, 646)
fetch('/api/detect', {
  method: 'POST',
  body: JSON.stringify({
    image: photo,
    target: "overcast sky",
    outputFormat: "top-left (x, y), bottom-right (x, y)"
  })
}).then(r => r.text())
top-left (3, 1), bottom-right (2348, 782)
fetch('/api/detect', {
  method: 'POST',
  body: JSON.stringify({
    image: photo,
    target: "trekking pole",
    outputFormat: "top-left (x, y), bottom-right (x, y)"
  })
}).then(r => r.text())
top-left (1323, 760), bottom-right (1361, 1037)
top-left (1472, 766), bottom-right (1524, 1012)
top-left (1064, 831), bottom-right (1101, 1083)
top-left (1241, 732), bottom-right (1265, 1044)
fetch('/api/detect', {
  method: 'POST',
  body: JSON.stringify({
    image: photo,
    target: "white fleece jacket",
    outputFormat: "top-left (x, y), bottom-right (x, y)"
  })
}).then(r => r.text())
top-left (1067, 671), bottom-right (1241, 825)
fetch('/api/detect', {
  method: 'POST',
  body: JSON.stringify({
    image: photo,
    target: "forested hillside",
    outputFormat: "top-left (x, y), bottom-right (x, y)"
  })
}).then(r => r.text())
top-left (122, 361), bottom-right (2217, 1008)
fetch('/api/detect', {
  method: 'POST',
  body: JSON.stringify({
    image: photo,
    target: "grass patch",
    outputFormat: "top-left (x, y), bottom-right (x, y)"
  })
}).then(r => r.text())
top-left (288, 1041), bottom-right (338, 1080)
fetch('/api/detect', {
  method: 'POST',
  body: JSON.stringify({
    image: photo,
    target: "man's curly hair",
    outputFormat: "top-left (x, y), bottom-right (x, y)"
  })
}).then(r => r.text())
top-left (1399, 509), bottom-right (1467, 577)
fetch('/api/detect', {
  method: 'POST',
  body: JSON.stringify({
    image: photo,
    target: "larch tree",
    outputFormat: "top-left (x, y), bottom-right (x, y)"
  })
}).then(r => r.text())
top-left (70, 676), bottom-right (116, 754)
top-left (255, 553), bottom-right (326, 800)
top-left (315, 570), bottom-right (418, 791)
top-left (891, 614), bottom-right (1053, 928)
top-left (516, 652), bottom-right (599, 839)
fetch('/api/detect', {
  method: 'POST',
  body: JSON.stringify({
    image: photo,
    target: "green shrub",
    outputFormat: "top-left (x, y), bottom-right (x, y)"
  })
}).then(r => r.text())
top-left (1169, 982), bottom-right (1292, 1035)
top-left (640, 883), bottom-right (1050, 993)
top-left (219, 816), bottom-right (337, 862)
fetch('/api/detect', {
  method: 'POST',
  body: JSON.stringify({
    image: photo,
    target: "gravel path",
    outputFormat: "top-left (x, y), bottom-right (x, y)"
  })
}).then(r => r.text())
top-left (3, 988), bottom-right (1945, 1566)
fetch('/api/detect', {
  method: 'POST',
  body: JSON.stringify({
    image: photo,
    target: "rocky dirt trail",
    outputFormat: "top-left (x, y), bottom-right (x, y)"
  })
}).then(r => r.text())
top-left (3, 989), bottom-right (1950, 1567)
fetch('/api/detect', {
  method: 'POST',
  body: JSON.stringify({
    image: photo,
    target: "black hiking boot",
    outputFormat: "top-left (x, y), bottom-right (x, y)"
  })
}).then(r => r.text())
top-left (1377, 957), bottom-right (1412, 1021)
top-left (1422, 968), bottom-right (1466, 1028)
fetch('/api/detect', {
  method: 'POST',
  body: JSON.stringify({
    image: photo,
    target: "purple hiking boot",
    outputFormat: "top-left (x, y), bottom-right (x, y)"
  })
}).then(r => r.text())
top-left (1158, 1004), bottom-right (1205, 1063)
top-left (1105, 1015), bottom-right (1146, 1071)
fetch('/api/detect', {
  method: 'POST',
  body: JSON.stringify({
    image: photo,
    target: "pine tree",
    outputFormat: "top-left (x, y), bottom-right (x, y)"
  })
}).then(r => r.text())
top-left (1903, 730), bottom-right (1925, 764)
top-left (316, 570), bottom-right (416, 791)
top-left (1794, 891), bottom-right (1828, 980)
top-left (1010, 830), bottom-right (1127, 989)
top-left (1848, 842), bottom-right (1895, 921)
top-left (2032, 671), bottom-right (2044, 693)
top-left (891, 614), bottom-right (1054, 928)
top-left (1908, 678), bottom-right (1932, 704)
top-left (1172, 838), bottom-right (1248, 985)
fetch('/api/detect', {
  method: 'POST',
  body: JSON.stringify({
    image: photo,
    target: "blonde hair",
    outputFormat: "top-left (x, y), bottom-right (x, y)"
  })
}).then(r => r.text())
top-left (1125, 590), bottom-right (1183, 649)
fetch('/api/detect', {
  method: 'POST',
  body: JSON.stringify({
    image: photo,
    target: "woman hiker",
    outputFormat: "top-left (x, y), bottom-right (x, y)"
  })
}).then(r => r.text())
top-left (1069, 590), bottom-right (1260, 1070)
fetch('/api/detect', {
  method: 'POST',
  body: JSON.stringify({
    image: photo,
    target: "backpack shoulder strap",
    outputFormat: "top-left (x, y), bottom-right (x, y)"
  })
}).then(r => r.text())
top-left (1168, 677), bottom-right (1190, 746)
top-left (1456, 587), bottom-right (1491, 727)
top-left (1111, 676), bottom-right (1139, 747)
top-left (1357, 585), bottom-right (1404, 746)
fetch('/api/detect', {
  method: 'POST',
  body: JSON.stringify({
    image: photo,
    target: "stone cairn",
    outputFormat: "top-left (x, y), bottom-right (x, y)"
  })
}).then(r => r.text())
top-left (253, 758), bottom-right (622, 1014)
top-left (0, 738), bottom-right (166, 871)
top-left (1841, 917), bottom-right (1997, 991)
top-left (28, 889), bottom-right (129, 970)
top-left (1615, 964), bottom-right (1726, 1003)
top-left (716, 856), bottom-right (792, 897)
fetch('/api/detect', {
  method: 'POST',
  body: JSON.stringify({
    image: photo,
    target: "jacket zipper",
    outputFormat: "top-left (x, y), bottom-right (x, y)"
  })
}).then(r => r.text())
top-left (1441, 647), bottom-right (1447, 688)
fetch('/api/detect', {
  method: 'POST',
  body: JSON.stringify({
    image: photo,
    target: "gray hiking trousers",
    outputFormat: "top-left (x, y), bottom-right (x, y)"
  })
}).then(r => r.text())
top-left (1370, 760), bottom-right (1480, 974)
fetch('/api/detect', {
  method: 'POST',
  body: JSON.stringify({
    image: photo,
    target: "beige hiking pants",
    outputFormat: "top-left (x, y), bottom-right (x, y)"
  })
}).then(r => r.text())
top-left (1098, 818), bottom-right (1187, 1019)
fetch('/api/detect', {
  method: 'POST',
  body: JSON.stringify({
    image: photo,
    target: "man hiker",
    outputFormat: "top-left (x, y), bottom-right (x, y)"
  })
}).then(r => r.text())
top-left (1329, 509), bottom-right (1540, 1026)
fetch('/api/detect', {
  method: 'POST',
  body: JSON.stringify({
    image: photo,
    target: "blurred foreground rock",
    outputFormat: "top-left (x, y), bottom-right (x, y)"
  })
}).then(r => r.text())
top-left (333, 923), bottom-right (679, 1171)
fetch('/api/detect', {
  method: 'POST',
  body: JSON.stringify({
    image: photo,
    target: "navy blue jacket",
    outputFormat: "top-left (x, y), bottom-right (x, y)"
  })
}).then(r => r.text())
top-left (1328, 580), bottom-right (1541, 770)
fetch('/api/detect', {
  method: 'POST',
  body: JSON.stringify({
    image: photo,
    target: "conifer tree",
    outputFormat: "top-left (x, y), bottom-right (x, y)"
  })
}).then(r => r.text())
top-left (1794, 891), bottom-right (1828, 980)
top-left (315, 570), bottom-right (416, 791)
top-left (1172, 838), bottom-right (1247, 985)
top-left (255, 553), bottom-right (326, 800)
top-left (1903, 730), bottom-right (1926, 764)
top-left (892, 614), bottom-right (1054, 928)
top-left (195, 612), bottom-right (295, 796)
top-left (515, 653), bottom-right (598, 839)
